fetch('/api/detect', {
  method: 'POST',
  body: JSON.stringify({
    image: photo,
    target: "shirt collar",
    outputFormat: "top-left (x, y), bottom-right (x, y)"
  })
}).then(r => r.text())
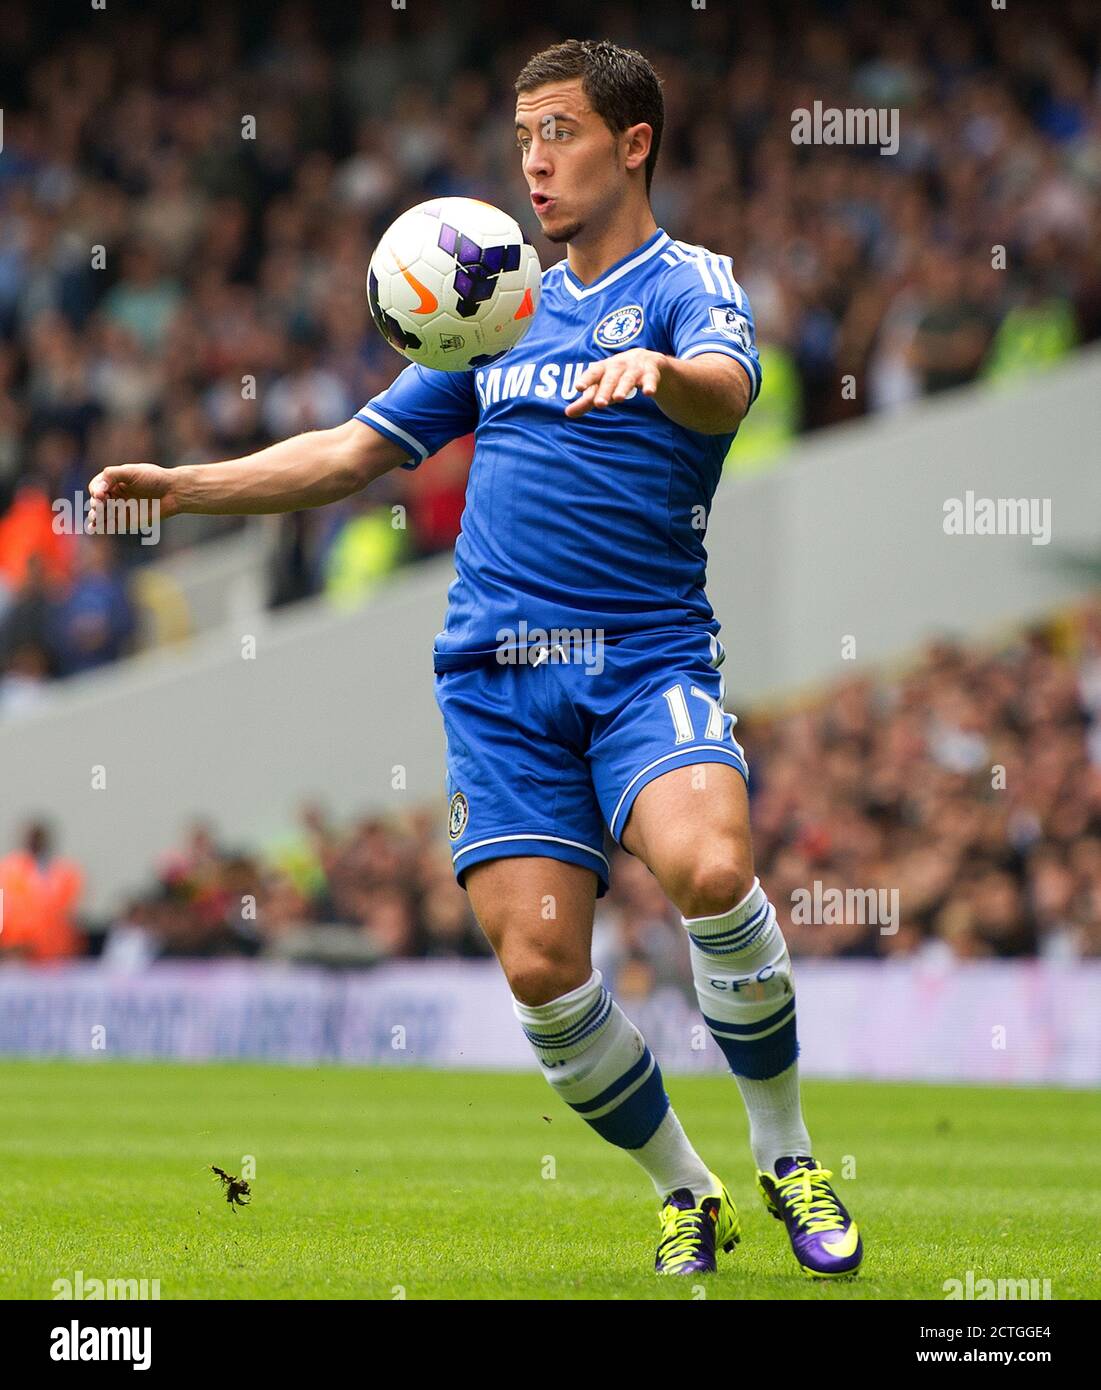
top-left (557, 227), bottom-right (670, 300)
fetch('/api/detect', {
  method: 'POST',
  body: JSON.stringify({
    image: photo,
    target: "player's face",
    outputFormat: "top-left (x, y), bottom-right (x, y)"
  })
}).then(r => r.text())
top-left (515, 80), bottom-right (622, 244)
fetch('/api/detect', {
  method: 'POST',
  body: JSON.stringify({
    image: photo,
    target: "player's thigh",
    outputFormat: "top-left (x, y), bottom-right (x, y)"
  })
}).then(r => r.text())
top-left (435, 661), bottom-right (609, 893)
top-left (435, 660), bottom-right (605, 1003)
top-left (620, 761), bottom-right (755, 913)
top-left (464, 855), bottom-right (597, 1005)
top-left (586, 629), bottom-right (755, 915)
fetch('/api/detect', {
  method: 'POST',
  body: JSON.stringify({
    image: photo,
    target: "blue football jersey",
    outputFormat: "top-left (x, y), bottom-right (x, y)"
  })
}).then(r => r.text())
top-left (355, 227), bottom-right (761, 671)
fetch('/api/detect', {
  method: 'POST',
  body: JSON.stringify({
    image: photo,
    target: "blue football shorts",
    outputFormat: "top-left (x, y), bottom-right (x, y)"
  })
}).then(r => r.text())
top-left (434, 626), bottom-right (749, 897)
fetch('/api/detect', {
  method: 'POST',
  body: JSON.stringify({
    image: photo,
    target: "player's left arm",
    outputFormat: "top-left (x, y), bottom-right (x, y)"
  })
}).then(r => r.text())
top-left (564, 349), bottom-right (751, 434)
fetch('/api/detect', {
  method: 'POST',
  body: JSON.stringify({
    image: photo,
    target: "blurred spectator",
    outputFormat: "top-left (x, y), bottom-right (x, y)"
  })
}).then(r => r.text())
top-left (0, 820), bottom-right (84, 961)
top-left (98, 240), bottom-right (183, 354)
top-left (908, 249), bottom-right (994, 396)
top-left (320, 497), bottom-right (406, 607)
top-left (0, 641), bottom-right (50, 717)
top-left (982, 274), bottom-right (1078, 384)
top-left (402, 434), bottom-right (474, 559)
top-left (0, 481), bottom-right (73, 591)
top-left (0, 554), bottom-right (57, 672)
top-left (48, 539), bottom-right (136, 675)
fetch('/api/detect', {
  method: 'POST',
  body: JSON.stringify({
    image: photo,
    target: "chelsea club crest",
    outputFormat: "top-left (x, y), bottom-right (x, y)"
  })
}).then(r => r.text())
top-left (594, 304), bottom-right (644, 350)
top-left (448, 791), bottom-right (469, 840)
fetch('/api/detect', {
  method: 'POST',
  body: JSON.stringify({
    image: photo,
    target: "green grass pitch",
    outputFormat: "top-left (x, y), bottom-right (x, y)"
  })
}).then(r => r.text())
top-left (1, 1060), bottom-right (1097, 1300)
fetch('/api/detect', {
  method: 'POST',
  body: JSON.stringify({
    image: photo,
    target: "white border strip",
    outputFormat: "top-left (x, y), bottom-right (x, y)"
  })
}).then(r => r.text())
top-left (355, 408), bottom-right (429, 463)
top-left (610, 744), bottom-right (748, 840)
top-left (453, 832), bottom-right (610, 873)
top-left (559, 231), bottom-right (672, 300)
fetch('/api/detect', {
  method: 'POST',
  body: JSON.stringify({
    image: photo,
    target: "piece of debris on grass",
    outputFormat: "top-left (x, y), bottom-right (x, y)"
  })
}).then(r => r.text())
top-left (211, 1165), bottom-right (251, 1210)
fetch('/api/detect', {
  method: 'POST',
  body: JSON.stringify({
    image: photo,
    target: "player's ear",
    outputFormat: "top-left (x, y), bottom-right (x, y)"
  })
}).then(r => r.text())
top-left (623, 122), bottom-right (652, 172)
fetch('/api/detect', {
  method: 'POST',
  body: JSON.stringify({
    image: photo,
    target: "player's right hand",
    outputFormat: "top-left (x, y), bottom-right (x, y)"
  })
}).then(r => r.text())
top-left (86, 463), bottom-right (179, 530)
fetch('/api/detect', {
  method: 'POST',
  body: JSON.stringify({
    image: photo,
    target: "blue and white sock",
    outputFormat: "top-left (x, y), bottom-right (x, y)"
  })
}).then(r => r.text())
top-left (684, 876), bottom-right (813, 1173)
top-left (514, 970), bottom-right (713, 1201)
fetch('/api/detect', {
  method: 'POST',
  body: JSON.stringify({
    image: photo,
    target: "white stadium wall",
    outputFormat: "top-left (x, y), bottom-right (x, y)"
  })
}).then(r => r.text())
top-left (2, 347), bottom-right (1100, 916)
top-left (710, 343), bottom-right (1101, 701)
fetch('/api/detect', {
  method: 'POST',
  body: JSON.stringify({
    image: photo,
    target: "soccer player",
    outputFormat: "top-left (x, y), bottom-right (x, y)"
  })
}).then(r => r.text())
top-left (88, 39), bottom-right (861, 1279)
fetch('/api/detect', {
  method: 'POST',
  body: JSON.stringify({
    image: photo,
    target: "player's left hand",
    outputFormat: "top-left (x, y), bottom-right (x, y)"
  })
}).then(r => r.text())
top-left (564, 348), bottom-right (666, 418)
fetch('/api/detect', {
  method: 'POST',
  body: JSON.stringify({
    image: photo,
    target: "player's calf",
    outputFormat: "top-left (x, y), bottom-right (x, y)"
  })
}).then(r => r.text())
top-left (681, 878), bottom-right (864, 1278)
top-left (467, 856), bottom-right (738, 1273)
top-left (513, 968), bottom-right (740, 1273)
top-left (682, 877), bottom-right (814, 1166)
top-left (683, 877), bottom-right (801, 1085)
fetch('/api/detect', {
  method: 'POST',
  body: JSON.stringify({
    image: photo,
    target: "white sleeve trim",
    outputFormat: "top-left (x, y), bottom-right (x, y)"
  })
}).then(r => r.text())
top-left (355, 407), bottom-right (430, 464)
top-left (679, 342), bottom-right (762, 399)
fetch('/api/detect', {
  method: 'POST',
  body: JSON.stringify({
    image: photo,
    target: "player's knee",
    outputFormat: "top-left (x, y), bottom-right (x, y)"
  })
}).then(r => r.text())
top-left (670, 844), bottom-right (755, 920)
top-left (503, 950), bottom-right (591, 1008)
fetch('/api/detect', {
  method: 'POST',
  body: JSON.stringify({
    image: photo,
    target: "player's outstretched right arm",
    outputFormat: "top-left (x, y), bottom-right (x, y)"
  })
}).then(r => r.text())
top-left (86, 420), bottom-right (407, 524)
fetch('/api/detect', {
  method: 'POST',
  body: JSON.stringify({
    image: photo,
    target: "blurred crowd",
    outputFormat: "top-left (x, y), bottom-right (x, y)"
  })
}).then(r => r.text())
top-left (4, 598), bottom-right (1100, 979)
top-left (1, 0), bottom-right (1100, 703)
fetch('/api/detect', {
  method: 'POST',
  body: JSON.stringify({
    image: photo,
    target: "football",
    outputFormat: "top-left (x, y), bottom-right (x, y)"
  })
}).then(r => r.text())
top-left (367, 197), bottom-right (542, 371)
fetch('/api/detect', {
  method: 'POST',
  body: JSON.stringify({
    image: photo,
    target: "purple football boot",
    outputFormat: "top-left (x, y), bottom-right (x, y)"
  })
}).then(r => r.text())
top-left (655, 1174), bottom-right (741, 1275)
top-left (757, 1155), bottom-right (863, 1278)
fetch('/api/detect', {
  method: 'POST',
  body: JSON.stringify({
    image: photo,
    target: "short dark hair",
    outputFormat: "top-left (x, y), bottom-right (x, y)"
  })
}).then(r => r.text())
top-left (514, 39), bottom-right (665, 197)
